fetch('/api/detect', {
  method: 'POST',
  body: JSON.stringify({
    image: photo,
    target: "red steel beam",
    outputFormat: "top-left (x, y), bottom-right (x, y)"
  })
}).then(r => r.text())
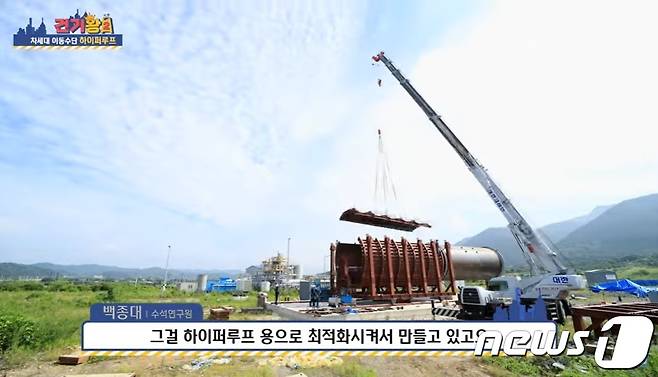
top-left (391, 240), bottom-right (403, 292)
top-left (431, 240), bottom-right (442, 293)
top-left (402, 238), bottom-right (413, 294)
top-left (366, 235), bottom-right (376, 297)
top-left (417, 239), bottom-right (428, 295)
top-left (605, 303), bottom-right (653, 309)
top-left (572, 306), bottom-right (658, 321)
top-left (385, 237), bottom-right (395, 295)
top-left (572, 313), bottom-right (586, 332)
top-left (361, 293), bottom-right (454, 300)
top-left (374, 238), bottom-right (385, 288)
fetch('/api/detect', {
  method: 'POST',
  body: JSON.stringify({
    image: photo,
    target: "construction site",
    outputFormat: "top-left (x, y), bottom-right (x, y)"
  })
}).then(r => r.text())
top-left (4, 2), bottom-right (658, 374)
top-left (257, 51), bottom-right (584, 326)
top-left (267, 236), bottom-right (502, 321)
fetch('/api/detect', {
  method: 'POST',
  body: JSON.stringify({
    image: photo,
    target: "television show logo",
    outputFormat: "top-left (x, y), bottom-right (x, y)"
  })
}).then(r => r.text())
top-left (13, 9), bottom-right (122, 49)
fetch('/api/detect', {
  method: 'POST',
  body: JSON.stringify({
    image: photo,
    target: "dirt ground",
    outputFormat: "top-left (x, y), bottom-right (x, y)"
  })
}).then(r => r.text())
top-left (3, 355), bottom-right (500, 377)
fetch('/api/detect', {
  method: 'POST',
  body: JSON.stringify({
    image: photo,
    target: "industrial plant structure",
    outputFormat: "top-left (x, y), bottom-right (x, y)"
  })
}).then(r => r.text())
top-left (247, 253), bottom-right (302, 287)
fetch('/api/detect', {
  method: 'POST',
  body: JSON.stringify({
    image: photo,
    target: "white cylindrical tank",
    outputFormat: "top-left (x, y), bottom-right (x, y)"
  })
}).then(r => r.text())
top-left (237, 278), bottom-right (252, 292)
top-left (293, 264), bottom-right (303, 279)
top-left (448, 246), bottom-right (504, 281)
top-left (196, 274), bottom-right (208, 293)
top-left (259, 281), bottom-right (271, 292)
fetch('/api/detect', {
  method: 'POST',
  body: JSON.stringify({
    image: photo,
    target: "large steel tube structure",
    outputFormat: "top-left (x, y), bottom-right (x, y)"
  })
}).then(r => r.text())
top-left (330, 235), bottom-right (503, 300)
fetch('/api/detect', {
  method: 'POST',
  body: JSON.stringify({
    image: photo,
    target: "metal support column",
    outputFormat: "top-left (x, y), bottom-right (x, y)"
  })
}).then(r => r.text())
top-left (402, 238), bottom-right (413, 294)
top-left (366, 235), bottom-right (376, 297)
top-left (417, 239), bottom-right (428, 295)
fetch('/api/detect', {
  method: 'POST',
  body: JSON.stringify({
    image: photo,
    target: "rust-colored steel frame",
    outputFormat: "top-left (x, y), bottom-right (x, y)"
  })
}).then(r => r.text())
top-left (330, 235), bottom-right (456, 300)
top-left (572, 302), bottom-right (658, 335)
top-left (339, 208), bottom-right (431, 232)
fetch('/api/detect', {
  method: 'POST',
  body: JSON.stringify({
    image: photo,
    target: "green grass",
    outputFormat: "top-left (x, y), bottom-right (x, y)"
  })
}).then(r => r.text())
top-left (484, 355), bottom-right (543, 376)
top-left (0, 280), bottom-right (276, 368)
top-left (332, 360), bottom-right (377, 377)
top-left (207, 364), bottom-right (275, 377)
top-left (616, 264), bottom-right (658, 280)
top-left (484, 349), bottom-right (658, 377)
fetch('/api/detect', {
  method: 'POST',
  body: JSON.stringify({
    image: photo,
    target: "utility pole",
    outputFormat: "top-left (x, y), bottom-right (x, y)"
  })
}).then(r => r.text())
top-left (162, 245), bottom-right (171, 296)
top-left (323, 255), bottom-right (330, 273)
top-left (287, 237), bottom-right (291, 269)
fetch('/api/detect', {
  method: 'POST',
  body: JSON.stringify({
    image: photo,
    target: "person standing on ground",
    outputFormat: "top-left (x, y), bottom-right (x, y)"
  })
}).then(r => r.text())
top-left (274, 284), bottom-right (280, 305)
top-left (311, 285), bottom-right (320, 308)
top-left (315, 285), bottom-right (320, 307)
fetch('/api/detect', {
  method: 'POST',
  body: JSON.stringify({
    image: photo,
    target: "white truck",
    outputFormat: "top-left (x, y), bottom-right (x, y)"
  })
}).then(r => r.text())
top-left (372, 51), bottom-right (586, 322)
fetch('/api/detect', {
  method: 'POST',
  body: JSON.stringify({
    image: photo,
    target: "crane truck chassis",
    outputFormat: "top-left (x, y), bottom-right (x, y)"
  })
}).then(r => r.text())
top-left (459, 275), bottom-right (579, 323)
top-left (372, 51), bottom-right (586, 323)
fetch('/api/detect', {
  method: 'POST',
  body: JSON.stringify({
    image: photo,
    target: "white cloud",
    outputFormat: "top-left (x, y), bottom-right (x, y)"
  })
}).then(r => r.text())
top-left (307, 0), bottom-right (658, 243)
top-left (1, 1), bottom-right (366, 228)
top-left (3, 1), bottom-right (658, 272)
top-left (0, 1), bottom-right (370, 270)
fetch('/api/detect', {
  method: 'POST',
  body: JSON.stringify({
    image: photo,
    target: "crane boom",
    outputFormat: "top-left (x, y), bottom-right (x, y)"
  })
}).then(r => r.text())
top-left (373, 51), bottom-right (566, 275)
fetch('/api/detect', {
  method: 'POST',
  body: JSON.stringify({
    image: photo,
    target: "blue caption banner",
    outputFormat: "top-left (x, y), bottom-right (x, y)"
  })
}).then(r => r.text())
top-left (90, 303), bottom-right (204, 322)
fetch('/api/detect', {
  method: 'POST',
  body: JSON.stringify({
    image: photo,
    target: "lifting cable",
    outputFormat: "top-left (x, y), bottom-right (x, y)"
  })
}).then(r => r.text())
top-left (374, 129), bottom-right (400, 212)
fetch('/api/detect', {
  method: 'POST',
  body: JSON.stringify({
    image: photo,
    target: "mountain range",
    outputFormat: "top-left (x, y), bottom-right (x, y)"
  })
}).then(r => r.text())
top-left (458, 193), bottom-right (658, 269)
top-left (3, 193), bottom-right (657, 279)
top-left (0, 262), bottom-right (240, 281)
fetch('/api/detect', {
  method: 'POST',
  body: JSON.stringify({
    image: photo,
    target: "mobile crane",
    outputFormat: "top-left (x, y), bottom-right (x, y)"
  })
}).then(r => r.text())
top-left (372, 51), bottom-right (586, 322)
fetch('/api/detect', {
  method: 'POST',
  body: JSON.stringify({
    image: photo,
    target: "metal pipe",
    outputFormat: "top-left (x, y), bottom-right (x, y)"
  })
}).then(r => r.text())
top-left (448, 245), bottom-right (504, 281)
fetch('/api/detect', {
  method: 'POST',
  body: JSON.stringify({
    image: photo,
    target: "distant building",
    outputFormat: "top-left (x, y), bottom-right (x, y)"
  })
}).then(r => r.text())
top-left (585, 269), bottom-right (617, 286)
top-left (315, 271), bottom-right (331, 280)
top-left (206, 278), bottom-right (237, 293)
top-left (176, 281), bottom-right (198, 292)
top-left (245, 265), bottom-right (262, 276)
top-left (292, 264), bottom-right (303, 279)
top-left (248, 253), bottom-right (301, 286)
top-left (236, 278), bottom-right (252, 292)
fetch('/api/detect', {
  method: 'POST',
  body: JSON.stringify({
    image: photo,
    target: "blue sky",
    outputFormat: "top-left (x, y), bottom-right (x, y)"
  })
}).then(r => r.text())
top-left (2, 1), bottom-right (657, 273)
